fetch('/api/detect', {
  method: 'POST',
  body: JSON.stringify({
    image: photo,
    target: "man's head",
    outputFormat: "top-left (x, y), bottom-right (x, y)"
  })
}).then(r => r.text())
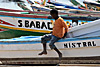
top-left (50, 9), bottom-right (58, 19)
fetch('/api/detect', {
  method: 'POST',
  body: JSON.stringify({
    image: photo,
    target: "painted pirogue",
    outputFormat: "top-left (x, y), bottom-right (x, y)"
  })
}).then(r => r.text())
top-left (0, 8), bottom-right (100, 64)
top-left (0, 8), bottom-right (99, 39)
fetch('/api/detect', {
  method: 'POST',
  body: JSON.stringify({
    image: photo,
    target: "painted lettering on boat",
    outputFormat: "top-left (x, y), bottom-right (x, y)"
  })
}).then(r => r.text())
top-left (18, 20), bottom-right (90, 29)
top-left (64, 41), bottom-right (96, 48)
top-left (18, 20), bottom-right (53, 30)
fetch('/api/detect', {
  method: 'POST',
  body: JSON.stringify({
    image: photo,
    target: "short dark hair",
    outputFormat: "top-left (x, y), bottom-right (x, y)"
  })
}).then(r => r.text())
top-left (50, 9), bottom-right (58, 15)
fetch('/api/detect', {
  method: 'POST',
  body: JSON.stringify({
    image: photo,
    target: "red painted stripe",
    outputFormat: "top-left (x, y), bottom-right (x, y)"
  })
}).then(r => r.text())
top-left (0, 28), bottom-right (8, 31)
top-left (0, 8), bottom-right (50, 14)
top-left (0, 19), bottom-right (15, 26)
top-left (0, 12), bottom-right (48, 19)
top-left (0, 8), bottom-right (100, 18)
top-left (0, 8), bottom-right (67, 15)
top-left (0, 8), bottom-right (28, 12)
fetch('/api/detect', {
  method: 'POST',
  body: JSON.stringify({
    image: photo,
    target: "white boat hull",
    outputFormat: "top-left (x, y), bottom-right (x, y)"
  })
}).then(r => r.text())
top-left (69, 19), bottom-right (100, 38)
top-left (0, 36), bottom-right (100, 58)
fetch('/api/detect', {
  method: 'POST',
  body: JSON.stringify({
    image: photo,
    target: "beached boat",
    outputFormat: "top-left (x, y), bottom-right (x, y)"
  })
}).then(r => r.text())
top-left (83, 0), bottom-right (100, 11)
top-left (0, 9), bottom-right (99, 39)
top-left (0, 18), bottom-right (100, 58)
top-left (17, 2), bottom-right (32, 11)
top-left (68, 19), bottom-right (100, 38)
top-left (0, 35), bottom-right (99, 58)
top-left (0, 18), bottom-right (100, 64)
top-left (1, 8), bottom-right (100, 38)
top-left (47, 1), bottom-right (83, 10)
top-left (0, 0), bottom-right (23, 10)
top-left (69, 0), bottom-right (85, 8)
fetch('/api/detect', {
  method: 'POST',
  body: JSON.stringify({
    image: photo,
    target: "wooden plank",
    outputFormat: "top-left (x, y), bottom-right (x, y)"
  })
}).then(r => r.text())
top-left (59, 64), bottom-right (100, 66)
top-left (1, 56), bottom-right (100, 64)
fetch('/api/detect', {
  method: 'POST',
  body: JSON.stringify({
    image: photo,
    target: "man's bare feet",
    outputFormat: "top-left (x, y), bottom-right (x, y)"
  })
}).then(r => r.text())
top-left (58, 53), bottom-right (62, 60)
top-left (38, 51), bottom-right (47, 55)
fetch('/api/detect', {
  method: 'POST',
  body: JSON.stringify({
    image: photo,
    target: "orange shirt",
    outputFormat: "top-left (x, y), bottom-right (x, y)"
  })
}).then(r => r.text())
top-left (52, 17), bottom-right (68, 38)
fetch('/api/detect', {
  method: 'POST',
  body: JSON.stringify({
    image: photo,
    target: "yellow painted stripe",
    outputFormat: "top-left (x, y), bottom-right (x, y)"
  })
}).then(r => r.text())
top-left (0, 25), bottom-right (51, 33)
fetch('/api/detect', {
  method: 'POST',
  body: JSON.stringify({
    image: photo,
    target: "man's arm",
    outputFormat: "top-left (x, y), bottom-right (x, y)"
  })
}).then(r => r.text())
top-left (62, 32), bottom-right (67, 39)
top-left (62, 20), bottom-right (68, 38)
top-left (62, 20), bottom-right (68, 31)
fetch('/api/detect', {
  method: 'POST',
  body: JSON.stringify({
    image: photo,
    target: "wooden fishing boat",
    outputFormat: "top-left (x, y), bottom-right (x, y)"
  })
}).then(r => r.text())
top-left (69, 0), bottom-right (85, 8)
top-left (0, 19), bottom-right (100, 64)
top-left (0, 8), bottom-right (100, 39)
top-left (0, 0), bottom-right (23, 10)
top-left (83, 0), bottom-right (100, 11)
top-left (0, 35), bottom-right (99, 58)
top-left (26, 0), bottom-right (100, 14)
top-left (68, 19), bottom-right (100, 38)
top-left (0, 10), bottom-right (98, 39)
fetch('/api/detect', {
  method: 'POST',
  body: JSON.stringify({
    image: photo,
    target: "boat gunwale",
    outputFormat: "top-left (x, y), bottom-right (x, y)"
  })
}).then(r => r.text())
top-left (0, 12), bottom-right (48, 19)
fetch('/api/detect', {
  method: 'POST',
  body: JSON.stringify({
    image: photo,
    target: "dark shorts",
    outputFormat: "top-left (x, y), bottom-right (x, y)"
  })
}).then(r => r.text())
top-left (41, 34), bottom-right (61, 49)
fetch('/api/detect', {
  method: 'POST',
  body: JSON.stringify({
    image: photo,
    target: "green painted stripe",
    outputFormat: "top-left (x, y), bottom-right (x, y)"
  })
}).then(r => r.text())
top-left (0, 27), bottom-right (46, 39)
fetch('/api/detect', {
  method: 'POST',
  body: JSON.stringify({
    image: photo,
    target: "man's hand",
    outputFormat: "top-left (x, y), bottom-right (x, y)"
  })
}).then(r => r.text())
top-left (62, 32), bottom-right (67, 39)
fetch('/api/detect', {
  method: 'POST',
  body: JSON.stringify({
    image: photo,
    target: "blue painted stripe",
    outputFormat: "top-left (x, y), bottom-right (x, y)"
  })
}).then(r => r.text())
top-left (59, 36), bottom-right (100, 42)
top-left (0, 36), bottom-right (100, 45)
top-left (0, 41), bottom-right (41, 45)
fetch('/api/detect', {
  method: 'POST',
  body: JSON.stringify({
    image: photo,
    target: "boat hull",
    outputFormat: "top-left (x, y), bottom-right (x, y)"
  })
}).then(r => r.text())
top-left (0, 11), bottom-right (92, 39)
top-left (0, 28), bottom-right (46, 39)
top-left (69, 19), bottom-right (100, 38)
top-left (0, 36), bottom-right (100, 58)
